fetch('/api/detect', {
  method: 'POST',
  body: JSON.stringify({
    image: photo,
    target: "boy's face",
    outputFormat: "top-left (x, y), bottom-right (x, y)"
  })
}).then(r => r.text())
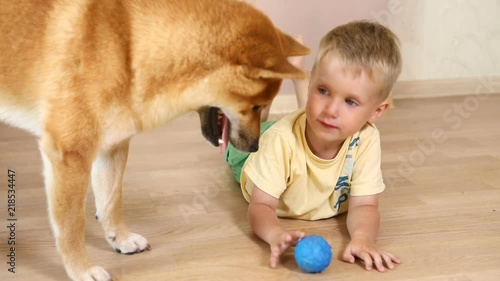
top-left (305, 53), bottom-right (389, 149)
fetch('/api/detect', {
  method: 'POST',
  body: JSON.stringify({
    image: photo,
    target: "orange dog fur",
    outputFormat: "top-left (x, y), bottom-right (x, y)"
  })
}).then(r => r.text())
top-left (0, 0), bottom-right (309, 280)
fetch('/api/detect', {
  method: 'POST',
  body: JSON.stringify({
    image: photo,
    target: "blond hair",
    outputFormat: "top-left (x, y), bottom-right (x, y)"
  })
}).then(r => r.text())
top-left (312, 20), bottom-right (402, 98)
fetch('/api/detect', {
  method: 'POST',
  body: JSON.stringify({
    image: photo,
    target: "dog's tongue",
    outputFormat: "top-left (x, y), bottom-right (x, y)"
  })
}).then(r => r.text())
top-left (220, 114), bottom-right (229, 154)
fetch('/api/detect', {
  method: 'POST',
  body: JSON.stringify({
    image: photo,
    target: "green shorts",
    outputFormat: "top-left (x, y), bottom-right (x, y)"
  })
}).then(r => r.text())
top-left (225, 120), bottom-right (276, 183)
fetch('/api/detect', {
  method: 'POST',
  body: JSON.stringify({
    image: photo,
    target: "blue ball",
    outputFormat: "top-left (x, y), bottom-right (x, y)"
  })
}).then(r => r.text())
top-left (294, 235), bottom-right (332, 273)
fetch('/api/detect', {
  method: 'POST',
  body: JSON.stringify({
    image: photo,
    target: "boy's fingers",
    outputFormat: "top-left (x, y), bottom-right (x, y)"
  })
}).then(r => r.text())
top-left (283, 234), bottom-right (292, 243)
top-left (342, 248), bottom-right (356, 264)
top-left (359, 252), bottom-right (373, 271)
top-left (292, 231), bottom-right (305, 241)
top-left (370, 252), bottom-right (386, 272)
top-left (387, 252), bottom-right (402, 264)
top-left (270, 257), bottom-right (278, 268)
top-left (382, 253), bottom-right (395, 270)
top-left (270, 247), bottom-right (280, 268)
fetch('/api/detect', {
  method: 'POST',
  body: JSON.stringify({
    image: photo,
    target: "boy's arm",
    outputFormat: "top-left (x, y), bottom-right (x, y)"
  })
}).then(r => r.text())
top-left (346, 195), bottom-right (380, 243)
top-left (343, 195), bottom-right (400, 271)
top-left (247, 185), bottom-right (283, 243)
top-left (248, 185), bottom-right (305, 268)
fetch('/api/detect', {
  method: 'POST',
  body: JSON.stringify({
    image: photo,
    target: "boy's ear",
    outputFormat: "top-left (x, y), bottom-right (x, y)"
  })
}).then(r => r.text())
top-left (368, 100), bottom-right (390, 123)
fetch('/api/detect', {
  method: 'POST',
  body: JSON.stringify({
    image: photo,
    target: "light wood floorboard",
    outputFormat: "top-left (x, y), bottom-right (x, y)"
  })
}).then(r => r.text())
top-left (1, 94), bottom-right (499, 280)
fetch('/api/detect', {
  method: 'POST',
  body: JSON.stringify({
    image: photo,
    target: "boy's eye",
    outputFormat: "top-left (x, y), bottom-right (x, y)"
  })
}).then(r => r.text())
top-left (318, 87), bottom-right (328, 95)
top-left (346, 99), bottom-right (358, 106)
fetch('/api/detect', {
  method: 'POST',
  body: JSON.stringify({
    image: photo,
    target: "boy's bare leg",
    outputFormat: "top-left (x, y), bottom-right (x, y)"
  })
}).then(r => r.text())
top-left (292, 76), bottom-right (309, 108)
top-left (288, 35), bottom-right (309, 108)
top-left (261, 35), bottom-right (309, 122)
top-left (261, 105), bottom-right (271, 122)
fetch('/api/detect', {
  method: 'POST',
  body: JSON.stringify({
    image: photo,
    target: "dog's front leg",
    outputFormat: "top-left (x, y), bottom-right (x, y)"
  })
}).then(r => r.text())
top-left (91, 139), bottom-right (151, 255)
top-left (40, 137), bottom-right (112, 281)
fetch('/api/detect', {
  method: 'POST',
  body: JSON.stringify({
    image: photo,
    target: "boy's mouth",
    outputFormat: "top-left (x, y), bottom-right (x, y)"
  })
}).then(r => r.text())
top-left (319, 120), bottom-right (339, 130)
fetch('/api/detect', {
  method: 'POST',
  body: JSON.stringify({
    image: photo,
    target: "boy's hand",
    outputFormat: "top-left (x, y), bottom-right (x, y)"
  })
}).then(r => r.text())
top-left (269, 230), bottom-right (305, 268)
top-left (247, 187), bottom-right (305, 268)
top-left (342, 237), bottom-right (401, 272)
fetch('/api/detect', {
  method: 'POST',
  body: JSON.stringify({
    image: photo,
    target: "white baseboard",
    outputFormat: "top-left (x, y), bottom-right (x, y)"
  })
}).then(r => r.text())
top-left (270, 76), bottom-right (500, 115)
top-left (392, 76), bottom-right (500, 99)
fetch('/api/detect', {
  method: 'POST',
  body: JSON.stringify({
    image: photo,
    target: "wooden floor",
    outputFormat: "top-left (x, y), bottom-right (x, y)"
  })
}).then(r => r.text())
top-left (1, 95), bottom-right (499, 281)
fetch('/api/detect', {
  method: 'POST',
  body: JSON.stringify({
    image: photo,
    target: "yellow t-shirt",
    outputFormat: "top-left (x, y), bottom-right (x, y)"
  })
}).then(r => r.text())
top-left (240, 109), bottom-right (385, 220)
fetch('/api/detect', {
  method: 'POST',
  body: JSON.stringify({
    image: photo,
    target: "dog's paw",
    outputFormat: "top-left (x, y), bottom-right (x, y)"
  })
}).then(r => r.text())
top-left (107, 232), bottom-right (151, 255)
top-left (80, 266), bottom-right (112, 281)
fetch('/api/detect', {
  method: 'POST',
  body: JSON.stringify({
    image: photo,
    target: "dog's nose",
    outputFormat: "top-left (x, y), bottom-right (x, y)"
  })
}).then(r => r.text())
top-left (248, 142), bottom-right (259, 152)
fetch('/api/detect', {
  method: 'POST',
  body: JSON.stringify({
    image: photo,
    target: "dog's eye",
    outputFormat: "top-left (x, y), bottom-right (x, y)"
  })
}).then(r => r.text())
top-left (252, 105), bottom-right (261, 112)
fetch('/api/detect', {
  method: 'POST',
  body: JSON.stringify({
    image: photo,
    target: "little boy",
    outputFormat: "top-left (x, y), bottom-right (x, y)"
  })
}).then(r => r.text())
top-left (226, 21), bottom-right (402, 272)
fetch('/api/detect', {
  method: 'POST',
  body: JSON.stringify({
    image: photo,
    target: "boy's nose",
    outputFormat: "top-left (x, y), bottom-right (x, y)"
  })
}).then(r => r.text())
top-left (324, 100), bottom-right (340, 118)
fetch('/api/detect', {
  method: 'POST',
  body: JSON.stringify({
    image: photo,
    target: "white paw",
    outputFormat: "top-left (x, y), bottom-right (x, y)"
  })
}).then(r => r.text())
top-left (107, 232), bottom-right (151, 254)
top-left (80, 266), bottom-right (112, 281)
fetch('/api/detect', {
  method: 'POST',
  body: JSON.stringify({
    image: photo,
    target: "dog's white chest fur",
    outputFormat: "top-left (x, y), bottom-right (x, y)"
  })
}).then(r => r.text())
top-left (0, 100), bottom-right (42, 136)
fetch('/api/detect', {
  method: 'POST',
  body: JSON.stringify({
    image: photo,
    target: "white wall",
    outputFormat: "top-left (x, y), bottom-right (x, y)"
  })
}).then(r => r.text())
top-left (389, 0), bottom-right (500, 81)
top-left (250, 0), bottom-right (500, 101)
top-left (254, 0), bottom-right (391, 98)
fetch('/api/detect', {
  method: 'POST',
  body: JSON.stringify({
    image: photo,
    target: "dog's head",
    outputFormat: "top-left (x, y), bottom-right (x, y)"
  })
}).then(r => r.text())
top-left (198, 30), bottom-right (309, 153)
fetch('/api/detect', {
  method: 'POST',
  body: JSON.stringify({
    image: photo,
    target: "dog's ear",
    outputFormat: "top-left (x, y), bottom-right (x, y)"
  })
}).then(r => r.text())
top-left (239, 36), bottom-right (310, 80)
top-left (238, 59), bottom-right (305, 80)
top-left (277, 29), bottom-right (310, 57)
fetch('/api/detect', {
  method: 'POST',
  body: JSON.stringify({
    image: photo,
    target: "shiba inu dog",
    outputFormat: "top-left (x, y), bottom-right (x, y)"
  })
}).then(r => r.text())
top-left (0, 0), bottom-right (309, 279)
